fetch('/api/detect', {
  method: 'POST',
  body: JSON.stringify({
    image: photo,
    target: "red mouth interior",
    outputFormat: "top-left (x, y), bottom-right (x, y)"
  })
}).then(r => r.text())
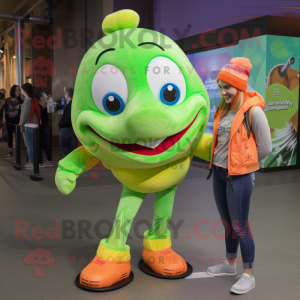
top-left (89, 114), bottom-right (198, 156)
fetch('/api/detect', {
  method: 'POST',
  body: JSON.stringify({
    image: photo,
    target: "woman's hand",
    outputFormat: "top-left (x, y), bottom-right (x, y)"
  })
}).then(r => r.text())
top-left (39, 99), bottom-right (47, 109)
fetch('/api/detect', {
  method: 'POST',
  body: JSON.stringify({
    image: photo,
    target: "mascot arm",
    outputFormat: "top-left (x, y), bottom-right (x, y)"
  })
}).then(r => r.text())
top-left (192, 133), bottom-right (213, 162)
top-left (55, 146), bottom-right (100, 195)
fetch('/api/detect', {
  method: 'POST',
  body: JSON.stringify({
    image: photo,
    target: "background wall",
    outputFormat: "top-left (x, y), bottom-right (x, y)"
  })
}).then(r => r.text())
top-left (51, 0), bottom-right (113, 139)
top-left (51, 0), bottom-right (153, 102)
top-left (153, 0), bottom-right (300, 40)
top-left (50, 0), bottom-right (152, 143)
top-left (0, 1), bottom-right (50, 97)
top-left (114, 0), bottom-right (153, 29)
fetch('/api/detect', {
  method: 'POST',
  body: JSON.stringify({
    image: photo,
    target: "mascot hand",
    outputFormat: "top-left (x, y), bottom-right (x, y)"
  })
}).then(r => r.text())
top-left (55, 167), bottom-right (79, 195)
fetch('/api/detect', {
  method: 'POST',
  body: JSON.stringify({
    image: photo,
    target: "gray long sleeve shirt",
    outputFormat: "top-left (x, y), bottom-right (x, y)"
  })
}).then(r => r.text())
top-left (213, 107), bottom-right (272, 169)
top-left (20, 97), bottom-right (37, 131)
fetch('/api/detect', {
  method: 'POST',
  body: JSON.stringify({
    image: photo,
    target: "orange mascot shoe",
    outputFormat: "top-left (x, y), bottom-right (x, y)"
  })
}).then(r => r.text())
top-left (79, 239), bottom-right (131, 288)
top-left (142, 229), bottom-right (187, 276)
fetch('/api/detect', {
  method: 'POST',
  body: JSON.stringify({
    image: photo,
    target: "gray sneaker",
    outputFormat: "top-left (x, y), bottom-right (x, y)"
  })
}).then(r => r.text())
top-left (207, 260), bottom-right (237, 276)
top-left (230, 273), bottom-right (255, 294)
top-left (5, 153), bottom-right (13, 160)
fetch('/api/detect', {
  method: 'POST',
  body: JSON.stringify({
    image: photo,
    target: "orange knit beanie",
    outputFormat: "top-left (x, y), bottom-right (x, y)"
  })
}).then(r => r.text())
top-left (216, 57), bottom-right (252, 91)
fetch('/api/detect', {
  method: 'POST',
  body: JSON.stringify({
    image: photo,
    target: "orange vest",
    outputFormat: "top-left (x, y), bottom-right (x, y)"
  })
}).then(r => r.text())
top-left (209, 91), bottom-right (265, 176)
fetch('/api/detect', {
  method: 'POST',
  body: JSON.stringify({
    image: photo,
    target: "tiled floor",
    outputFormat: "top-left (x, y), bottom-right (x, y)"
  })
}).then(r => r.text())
top-left (0, 143), bottom-right (300, 300)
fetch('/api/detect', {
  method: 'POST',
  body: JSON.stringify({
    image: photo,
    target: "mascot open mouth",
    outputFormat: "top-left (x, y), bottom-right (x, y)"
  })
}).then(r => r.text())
top-left (89, 113), bottom-right (198, 156)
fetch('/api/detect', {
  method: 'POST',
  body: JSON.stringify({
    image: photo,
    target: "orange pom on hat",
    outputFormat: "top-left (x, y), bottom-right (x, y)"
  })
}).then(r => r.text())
top-left (216, 57), bottom-right (252, 91)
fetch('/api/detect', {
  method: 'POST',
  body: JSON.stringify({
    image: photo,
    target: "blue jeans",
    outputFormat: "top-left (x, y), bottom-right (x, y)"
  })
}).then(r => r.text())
top-left (59, 128), bottom-right (77, 157)
top-left (23, 127), bottom-right (34, 162)
top-left (212, 164), bottom-right (255, 269)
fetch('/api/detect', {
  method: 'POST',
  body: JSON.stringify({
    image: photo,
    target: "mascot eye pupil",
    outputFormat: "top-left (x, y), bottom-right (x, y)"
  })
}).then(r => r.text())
top-left (43, 67), bottom-right (47, 71)
top-left (101, 92), bottom-right (125, 115)
top-left (35, 67), bottom-right (39, 71)
top-left (159, 83), bottom-right (180, 106)
top-left (106, 96), bottom-right (120, 112)
top-left (163, 85), bottom-right (177, 102)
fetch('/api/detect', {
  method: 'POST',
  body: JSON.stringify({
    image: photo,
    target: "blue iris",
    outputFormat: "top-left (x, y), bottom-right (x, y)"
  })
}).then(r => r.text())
top-left (102, 92), bottom-right (125, 115)
top-left (159, 83), bottom-right (180, 106)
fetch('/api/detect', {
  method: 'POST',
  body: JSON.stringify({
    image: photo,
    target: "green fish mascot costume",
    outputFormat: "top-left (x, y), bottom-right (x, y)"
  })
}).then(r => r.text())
top-left (55, 9), bottom-right (212, 291)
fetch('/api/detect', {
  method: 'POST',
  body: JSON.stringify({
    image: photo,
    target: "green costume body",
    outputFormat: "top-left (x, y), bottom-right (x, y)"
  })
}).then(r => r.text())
top-left (55, 9), bottom-right (212, 284)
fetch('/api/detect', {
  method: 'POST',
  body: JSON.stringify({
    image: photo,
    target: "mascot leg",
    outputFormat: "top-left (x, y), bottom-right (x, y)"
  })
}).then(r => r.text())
top-left (142, 185), bottom-right (187, 276)
top-left (79, 185), bottom-right (146, 288)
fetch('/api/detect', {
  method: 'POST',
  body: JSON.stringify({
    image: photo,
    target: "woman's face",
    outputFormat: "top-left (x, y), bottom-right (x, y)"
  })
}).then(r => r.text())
top-left (218, 80), bottom-right (238, 104)
top-left (21, 88), bottom-right (27, 97)
top-left (15, 86), bottom-right (21, 97)
top-left (65, 92), bottom-right (70, 100)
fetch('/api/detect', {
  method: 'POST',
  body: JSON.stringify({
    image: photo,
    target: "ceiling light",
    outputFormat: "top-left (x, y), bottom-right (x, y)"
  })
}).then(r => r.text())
top-left (13, 55), bottom-right (16, 59)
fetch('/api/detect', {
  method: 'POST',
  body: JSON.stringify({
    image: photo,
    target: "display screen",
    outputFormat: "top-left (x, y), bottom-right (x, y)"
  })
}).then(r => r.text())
top-left (186, 35), bottom-right (299, 168)
top-left (263, 36), bottom-right (299, 167)
top-left (61, 97), bottom-right (65, 106)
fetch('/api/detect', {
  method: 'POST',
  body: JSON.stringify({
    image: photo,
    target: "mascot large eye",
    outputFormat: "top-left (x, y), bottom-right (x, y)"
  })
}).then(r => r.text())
top-left (147, 57), bottom-right (186, 106)
top-left (92, 64), bottom-right (128, 115)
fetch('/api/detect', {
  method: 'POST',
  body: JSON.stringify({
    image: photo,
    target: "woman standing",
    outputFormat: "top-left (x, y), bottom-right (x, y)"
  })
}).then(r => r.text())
top-left (59, 88), bottom-right (77, 157)
top-left (0, 91), bottom-right (7, 142)
top-left (3, 85), bottom-right (23, 159)
top-left (206, 58), bottom-right (272, 294)
top-left (35, 88), bottom-right (52, 167)
top-left (20, 83), bottom-right (40, 169)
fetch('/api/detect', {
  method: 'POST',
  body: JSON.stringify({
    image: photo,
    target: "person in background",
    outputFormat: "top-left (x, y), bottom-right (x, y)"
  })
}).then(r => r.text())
top-left (35, 88), bottom-right (53, 167)
top-left (59, 88), bottom-right (77, 157)
top-left (0, 91), bottom-right (6, 142)
top-left (3, 85), bottom-right (23, 159)
top-left (41, 91), bottom-right (50, 104)
top-left (0, 90), bottom-right (5, 107)
top-left (20, 83), bottom-right (40, 169)
top-left (0, 88), bottom-right (7, 142)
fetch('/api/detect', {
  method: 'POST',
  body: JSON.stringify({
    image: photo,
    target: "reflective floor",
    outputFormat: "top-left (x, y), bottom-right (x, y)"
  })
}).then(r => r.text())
top-left (0, 143), bottom-right (300, 300)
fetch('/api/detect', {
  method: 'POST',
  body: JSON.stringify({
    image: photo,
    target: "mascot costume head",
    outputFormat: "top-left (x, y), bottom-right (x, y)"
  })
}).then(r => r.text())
top-left (55, 9), bottom-right (212, 291)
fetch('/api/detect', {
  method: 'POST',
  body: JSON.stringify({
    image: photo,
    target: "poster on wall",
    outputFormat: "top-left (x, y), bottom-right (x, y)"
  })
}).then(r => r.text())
top-left (186, 35), bottom-right (299, 168)
top-left (263, 36), bottom-right (299, 168)
top-left (187, 36), bottom-right (267, 135)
